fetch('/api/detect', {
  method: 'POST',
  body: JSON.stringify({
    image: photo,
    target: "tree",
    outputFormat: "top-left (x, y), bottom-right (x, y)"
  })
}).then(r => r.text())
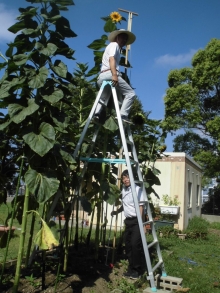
top-left (163, 38), bottom-right (220, 178)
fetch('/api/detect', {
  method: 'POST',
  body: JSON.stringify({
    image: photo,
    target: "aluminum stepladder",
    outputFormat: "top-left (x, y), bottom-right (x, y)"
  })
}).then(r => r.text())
top-left (73, 81), bottom-right (182, 293)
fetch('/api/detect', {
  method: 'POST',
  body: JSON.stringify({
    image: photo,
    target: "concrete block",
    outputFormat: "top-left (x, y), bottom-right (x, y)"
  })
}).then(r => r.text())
top-left (155, 274), bottom-right (183, 291)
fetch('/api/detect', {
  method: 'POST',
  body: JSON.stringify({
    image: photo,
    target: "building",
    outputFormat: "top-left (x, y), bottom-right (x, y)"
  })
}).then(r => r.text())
top-left (153, 152), bottom-right (202, 230)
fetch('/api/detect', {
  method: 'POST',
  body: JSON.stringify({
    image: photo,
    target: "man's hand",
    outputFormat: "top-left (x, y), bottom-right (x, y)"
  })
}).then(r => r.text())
top-left (111, 74), bottom-right (118, 87)
top-left (111, 211), bottom-right (117, 217)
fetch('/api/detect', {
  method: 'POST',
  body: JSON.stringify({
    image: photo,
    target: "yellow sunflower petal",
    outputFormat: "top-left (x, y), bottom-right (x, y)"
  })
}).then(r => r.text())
top-left (110, 11), bottom-right (122, 23)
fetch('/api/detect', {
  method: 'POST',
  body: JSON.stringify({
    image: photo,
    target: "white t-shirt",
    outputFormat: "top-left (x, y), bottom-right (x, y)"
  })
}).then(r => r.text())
top-left (122, 185), bottom-right (144, 218)
top-left (101, 42), bottom-right (120, 72)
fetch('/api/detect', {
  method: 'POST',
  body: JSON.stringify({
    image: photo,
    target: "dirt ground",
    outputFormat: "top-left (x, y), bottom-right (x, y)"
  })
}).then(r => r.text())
top-left (2, 228), bottom-right (220, 293)
top-left (1, 244), bottom-right (148, 293)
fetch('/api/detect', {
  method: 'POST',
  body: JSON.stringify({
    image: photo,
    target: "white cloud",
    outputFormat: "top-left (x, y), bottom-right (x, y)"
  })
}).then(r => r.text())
top-left (0, 3), bottom-right (17, 43)
top-left (155, 49), bottom-right (197, 67)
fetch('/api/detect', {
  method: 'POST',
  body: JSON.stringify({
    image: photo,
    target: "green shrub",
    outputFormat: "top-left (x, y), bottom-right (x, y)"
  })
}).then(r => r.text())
top-left (185, 216), bottom-right (209, 239)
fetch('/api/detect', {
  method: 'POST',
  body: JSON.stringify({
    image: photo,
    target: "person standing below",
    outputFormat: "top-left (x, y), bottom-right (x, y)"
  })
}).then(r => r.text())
top-left (93, 29), bottom-right (136, 124)
top-left (111, 169), bottom-right (145, 279)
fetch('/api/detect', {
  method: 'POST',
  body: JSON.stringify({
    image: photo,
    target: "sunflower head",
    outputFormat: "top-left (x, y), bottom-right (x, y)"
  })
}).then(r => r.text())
top-left (110, 11), bottom-right (122, 23)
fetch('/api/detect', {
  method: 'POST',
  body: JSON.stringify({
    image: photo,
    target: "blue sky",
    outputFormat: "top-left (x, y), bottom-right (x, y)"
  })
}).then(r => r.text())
top-left (0, 0), bottom-right (220, 151)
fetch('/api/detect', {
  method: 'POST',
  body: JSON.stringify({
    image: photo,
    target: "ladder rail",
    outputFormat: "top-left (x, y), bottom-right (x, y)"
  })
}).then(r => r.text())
top-left (73, 81), bottom-right (110, 158)
top-left (126, 126), bottom-right (166, 276)
top-left (111, 86), bottom-right (158, 290)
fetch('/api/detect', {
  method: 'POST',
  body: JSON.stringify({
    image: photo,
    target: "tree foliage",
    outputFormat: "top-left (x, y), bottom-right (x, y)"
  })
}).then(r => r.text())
top-left (163, 38), bottom-right (220, 178)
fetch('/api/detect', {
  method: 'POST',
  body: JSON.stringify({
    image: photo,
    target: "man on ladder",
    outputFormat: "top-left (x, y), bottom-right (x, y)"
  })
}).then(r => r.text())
top-left (93, 29), bottom-right (136, 124)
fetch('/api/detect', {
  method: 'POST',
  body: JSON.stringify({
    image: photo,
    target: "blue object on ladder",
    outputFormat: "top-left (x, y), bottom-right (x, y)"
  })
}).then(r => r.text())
top-left (80, 157), bottom-right (127, 164)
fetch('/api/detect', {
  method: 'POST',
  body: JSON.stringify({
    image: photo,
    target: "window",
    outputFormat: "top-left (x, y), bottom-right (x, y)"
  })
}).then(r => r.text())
top-left (188, 182), bottom-right (192, 208)
top-left (196, 185), bottom-right (200, 206)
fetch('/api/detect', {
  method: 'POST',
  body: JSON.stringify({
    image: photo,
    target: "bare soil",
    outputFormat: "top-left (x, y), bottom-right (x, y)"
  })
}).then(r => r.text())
top-left (1, 245), bottom-right (148, 293)
top-left (2, 229), bottom-right (220, 293)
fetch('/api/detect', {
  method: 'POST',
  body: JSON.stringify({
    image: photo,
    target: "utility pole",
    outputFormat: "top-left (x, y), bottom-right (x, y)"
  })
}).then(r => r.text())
top-left (118, 8), bottom-right (138, 81)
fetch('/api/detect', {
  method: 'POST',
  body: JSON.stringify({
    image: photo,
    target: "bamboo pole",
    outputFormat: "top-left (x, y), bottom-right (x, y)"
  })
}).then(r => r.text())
top-left (25, 212), bottom-right (36, 267)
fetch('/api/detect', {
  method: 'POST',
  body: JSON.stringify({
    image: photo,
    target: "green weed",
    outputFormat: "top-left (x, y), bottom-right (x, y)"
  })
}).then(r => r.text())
top-left (25, 274), bottom-right (40, 288)
top-left (209, 221), bottom-right (220, 230)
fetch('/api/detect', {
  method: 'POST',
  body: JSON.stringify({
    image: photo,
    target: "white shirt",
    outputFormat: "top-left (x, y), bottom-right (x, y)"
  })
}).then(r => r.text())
top-left (122, 185), bottom-right (144, 218)
top-left (101, 42), bottom-right (120, 72)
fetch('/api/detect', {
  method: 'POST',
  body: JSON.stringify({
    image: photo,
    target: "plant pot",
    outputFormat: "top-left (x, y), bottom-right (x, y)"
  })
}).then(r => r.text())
top-left (160, 206), bottom-right (180, 215)
top-left (154, 220), bottom-right (175, 231)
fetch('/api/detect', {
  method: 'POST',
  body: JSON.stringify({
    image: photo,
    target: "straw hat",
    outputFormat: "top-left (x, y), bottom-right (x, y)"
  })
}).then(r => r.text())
top-left (108, 29), bottom-right (136, 45)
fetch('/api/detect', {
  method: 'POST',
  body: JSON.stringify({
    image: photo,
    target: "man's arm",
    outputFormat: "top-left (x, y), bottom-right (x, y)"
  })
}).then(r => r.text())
top-left (139, 205), bottom-right (145, 222)
top-left (111, 205), bottom-right (123, 216)
top-left (109, 56), bottom-right (118, 86)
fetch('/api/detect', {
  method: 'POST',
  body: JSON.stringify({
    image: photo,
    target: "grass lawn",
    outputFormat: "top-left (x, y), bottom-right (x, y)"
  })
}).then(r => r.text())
top-left (155, 227), bottom-right (220, 293)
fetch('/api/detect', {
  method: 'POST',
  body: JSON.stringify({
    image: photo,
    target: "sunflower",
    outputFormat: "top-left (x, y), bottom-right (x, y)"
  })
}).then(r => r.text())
top-left (110, 11), bottom-right (122, 23)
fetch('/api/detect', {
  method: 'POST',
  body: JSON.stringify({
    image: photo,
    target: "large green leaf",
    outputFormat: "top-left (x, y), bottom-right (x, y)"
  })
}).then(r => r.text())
top-left (0, 121), bottom-right (11, 131)
top-left (8, 21), bottom-right (26, 33)
top-left (42, 87), bottom-right (64, 104)
top-left (59, 149), bottom-right (75, 164)
top-left (9, 99), bottom-right (39, 124)
top-left (8, 104), bottom-right (23, 117)
top-left (52, 114), bottom-right (69, 133)
top-left (87, 39), bottom-right (106, 50)
top-left (50, 60), bottom-right (67, 78)
top-left (23, 122), bottom-right (55, 157)
top-left (0, 80), bottom-right (13, 98)
top-left (103, 116), bottom-right (118, 132)
top-left (104, 19), bottom-right (117, 33)
top-left (22, 28), bottom-right (40, 37)
top-left (80, 196), bottom-right (92, 214)
top-left (102, 182), bottom-right (121, 205)
top-left (18, 7), bottom-right (38, 18)
top-left (25, 169), bottom-right (60, 204)
top-left (35, 42), bottom-right (58, 56)
top-left (55, 17), bottom-right (77, 38)
top-left (28, 66), bottom-right (49, 88)
top-left (55, 0), bottom-right (74, 5)
top-left (13, 54), bottom-right (29, 66)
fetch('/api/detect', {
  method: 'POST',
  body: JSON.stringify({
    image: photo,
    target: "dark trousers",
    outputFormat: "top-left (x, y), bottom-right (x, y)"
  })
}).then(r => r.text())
top-left (124, 217), bottom-right (142, 272)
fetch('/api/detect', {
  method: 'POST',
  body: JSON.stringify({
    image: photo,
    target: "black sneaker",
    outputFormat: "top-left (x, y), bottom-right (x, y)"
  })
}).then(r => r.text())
top-left (129, 270), bottom-right (139, 280)
top-left (123, 271), bottom-right (131, 278)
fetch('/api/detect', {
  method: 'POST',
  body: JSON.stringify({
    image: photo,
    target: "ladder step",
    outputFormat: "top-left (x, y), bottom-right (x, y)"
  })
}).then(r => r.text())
top-left (134, 180), bottom-right (143, 184)
top-left (143, 220), bottom-right (153, 225)
top-left (98, 99), bottom-right (122, 107)
top-left (152, 260), bottom-right (164, 273)
top-left (148, 240), bottom-right (158, 249)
